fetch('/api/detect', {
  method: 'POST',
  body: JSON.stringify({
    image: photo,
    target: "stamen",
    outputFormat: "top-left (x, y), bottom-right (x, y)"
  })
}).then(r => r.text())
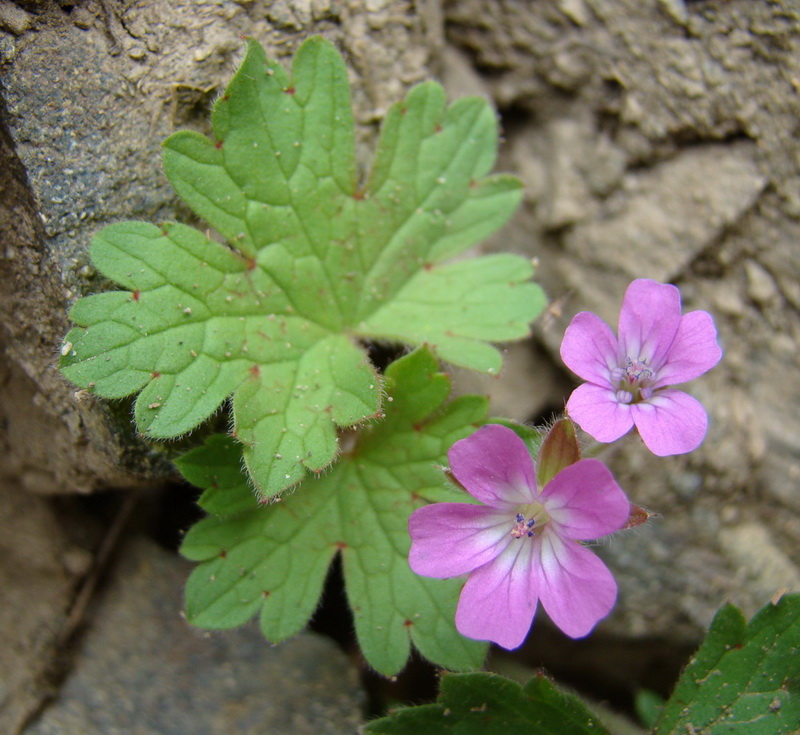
top-left (616, 355), bottom-right (656, 404)
top-left (610, 366), bottom-right (626, 382)
top-left (511, 514), bottom-right (536, 539)
top-left (624, 356), bottom-right (653, 382)
top-left (616, 389), bottom-right (633, 404)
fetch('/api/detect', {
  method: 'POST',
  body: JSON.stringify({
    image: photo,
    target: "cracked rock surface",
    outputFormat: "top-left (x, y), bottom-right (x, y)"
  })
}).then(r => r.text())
top-left (23, 537), bottom-right (364, 735)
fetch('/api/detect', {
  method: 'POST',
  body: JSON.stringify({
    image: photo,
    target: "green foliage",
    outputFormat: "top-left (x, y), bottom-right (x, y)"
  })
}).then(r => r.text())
top-left (178, 348), bottom-right (489, 675)
top-left (59, 35), bottom-right (544, 497)
top-left (363, 597), bottom-right (800, 733)
top-left (634, 689), bottom-right (664, 730)
top-left (364, 671), bottom-right (612, 734)
top-left (655, 595), bottom-right (800, 734)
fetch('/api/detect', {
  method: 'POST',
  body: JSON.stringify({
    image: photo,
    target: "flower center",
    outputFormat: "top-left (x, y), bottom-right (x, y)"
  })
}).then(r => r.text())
top-left (612, 356), bottom-right (655, 404)
top-left (510, 503), bottom-right (550, 539)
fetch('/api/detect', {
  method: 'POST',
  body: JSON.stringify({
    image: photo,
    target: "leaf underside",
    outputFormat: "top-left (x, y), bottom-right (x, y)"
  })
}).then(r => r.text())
top-left (655, 595), bottom-right (800, 735)
top-left (178, 347), bottom-right (489, 676)
top-left (364, 671), bottom-right (613, 734)
top-left (59, 35), bottom-right (544, 497)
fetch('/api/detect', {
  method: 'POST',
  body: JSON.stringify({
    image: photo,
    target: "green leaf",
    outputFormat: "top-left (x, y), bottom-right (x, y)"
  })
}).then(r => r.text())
top-left (634, 689), bottom-right (664, 730)
top-left (655, 595), bottom-right (800, 734)
top-left (59, 35), bottom-right (545, 497)
top-left (364, 671), bottom-right (613, 734)
top-left (179, 347), bottom-right (489, 675)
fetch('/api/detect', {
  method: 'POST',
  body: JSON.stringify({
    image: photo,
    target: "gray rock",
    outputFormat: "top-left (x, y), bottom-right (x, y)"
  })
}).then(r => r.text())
top-left (25, 537), bottom-right (364, 735)
top-left (719, 523), bottom-right (800, 615)
top-left (0, 486), bottom-right (94, 734)
top-left (563, 144), bottom-right (766, 283)
top-left (449, 340), bottom-right (573, 424)
top-left (0, 1), bottom-right (31, 35)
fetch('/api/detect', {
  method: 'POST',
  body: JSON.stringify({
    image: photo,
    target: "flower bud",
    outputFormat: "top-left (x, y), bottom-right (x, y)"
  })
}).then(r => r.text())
top-left (536, 417), bottom-right (581, 488)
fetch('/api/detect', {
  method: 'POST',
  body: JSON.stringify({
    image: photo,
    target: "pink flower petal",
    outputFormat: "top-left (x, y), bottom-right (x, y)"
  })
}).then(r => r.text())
top-left (560, 312), bottom-right (620, 385)
top-left (448, 424), bottom-right (537, 509)
top-left (566, 383), bottom-right (634, 443)
top-left (618, 279), bottom-right (681, 369)
top-left (535, 532), bottom-right (617, 638)
top-left (408, 503), bottom-right (512, 578)
top-left (455, 541), bottom-right (538, 649)
top-left (655, 310), bottom-right (722, 387)
top-left (540, 459), bottom-right (630, 539)
top-left (631, 389), bottom-right (708, 456)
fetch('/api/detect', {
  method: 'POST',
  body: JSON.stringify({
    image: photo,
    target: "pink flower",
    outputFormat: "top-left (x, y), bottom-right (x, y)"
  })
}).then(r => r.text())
top-left (408, 424), bottom-right (630, 650)
top-left (560, 279), bottom-right (722, 456)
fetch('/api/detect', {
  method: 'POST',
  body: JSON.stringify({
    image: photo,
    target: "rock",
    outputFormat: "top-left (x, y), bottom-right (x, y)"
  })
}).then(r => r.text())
top-left (530, 117), bottom-right (600, 230)
top-left (441, 44), bottom-right (492, 101)
top-left (24, 537), bottom-right (365, 735)
top-left (563, 144), bottom-right (766, 283)
top-left (718, 523), bottom-right (800, 616)
top-left (69, 6), bottom-right (96, 31)
top-left (744, 259), bottom-right (779, 307)
top-left (0, 1), bottom-right (31, 35)
top-left (0, 89), bottom-right (152, 495)
top-left (0, 487), bottom-right (95, 734)
top-left (449, 340), bottom-right (573, 424)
